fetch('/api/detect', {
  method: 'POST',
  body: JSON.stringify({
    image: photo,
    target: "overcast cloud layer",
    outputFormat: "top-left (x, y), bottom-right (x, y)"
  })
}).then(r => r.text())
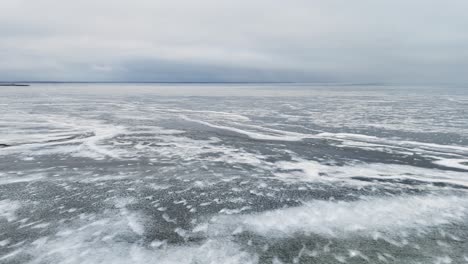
top-left (1, 0), bottom-right (467, 83)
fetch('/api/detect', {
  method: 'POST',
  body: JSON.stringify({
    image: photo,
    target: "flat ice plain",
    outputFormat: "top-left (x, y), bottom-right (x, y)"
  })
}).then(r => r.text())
top-left (1, 83), bottom-right (467, 263)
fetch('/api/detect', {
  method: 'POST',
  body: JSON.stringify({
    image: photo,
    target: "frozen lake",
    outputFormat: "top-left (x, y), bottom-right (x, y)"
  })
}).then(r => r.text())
top-left (1, 83), bottom-right (468, 263)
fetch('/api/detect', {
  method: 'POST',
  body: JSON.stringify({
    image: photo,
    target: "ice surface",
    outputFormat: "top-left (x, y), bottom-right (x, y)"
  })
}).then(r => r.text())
top-left (1, 83), bottom-right (467, 263)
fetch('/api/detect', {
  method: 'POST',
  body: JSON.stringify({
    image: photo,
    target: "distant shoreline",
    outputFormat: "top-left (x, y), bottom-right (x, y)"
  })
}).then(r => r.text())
top-left (0, 83), bottom-right (30, 86)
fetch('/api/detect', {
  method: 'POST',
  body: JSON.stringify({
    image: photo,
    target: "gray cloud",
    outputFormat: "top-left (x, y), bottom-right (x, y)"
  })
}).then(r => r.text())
top-left (1, 0), bottom-right (467, 83)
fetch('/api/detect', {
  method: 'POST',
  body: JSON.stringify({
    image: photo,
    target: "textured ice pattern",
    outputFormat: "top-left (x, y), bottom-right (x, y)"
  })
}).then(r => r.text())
top-left (1, 84), bottom-right (468, 263)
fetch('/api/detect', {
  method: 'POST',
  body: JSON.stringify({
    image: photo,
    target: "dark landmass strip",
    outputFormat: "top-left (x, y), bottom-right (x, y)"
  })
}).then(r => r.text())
top-left (0, 83), bottom-right (30, 86)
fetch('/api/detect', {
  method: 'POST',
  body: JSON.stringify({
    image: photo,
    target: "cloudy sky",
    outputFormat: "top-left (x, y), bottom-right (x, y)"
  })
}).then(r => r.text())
top-left (1, 0), bottom-right (467, 83)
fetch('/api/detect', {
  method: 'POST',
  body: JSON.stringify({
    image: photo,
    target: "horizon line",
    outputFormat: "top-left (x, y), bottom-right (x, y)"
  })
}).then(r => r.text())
top-left (1, 81), bottom-right (466, 86)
